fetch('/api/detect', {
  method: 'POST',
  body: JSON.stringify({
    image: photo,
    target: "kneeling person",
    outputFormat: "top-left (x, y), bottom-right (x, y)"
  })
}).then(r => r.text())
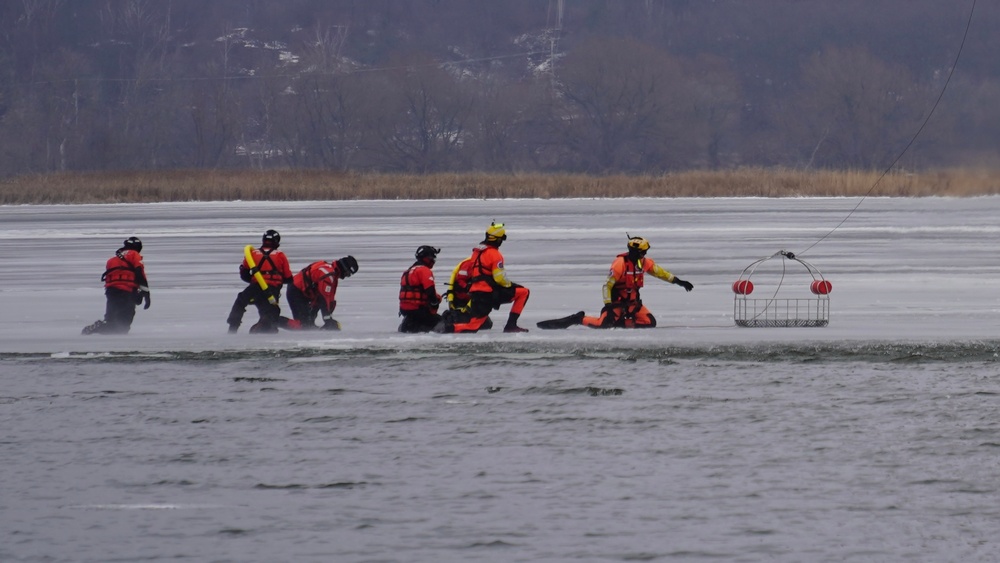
top-left (398, 245), bottom-right (443, 333)
top-left (82, 236), bottom-right (151, 335)
top-left (226, 229), bottom-right (293, 334)
top-left (446, 222), bottom-right (529, 334)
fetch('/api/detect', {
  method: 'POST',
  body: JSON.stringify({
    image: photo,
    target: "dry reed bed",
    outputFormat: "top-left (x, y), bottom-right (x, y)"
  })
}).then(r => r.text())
top-left (2, 168), bottom-right (999, 204)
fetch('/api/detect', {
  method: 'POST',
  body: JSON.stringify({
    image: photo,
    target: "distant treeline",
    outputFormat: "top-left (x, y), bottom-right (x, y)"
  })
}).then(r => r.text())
top-left (4, 169), bottom-right (999, 204)
top-left (1, 1), bottom-right (998, 179)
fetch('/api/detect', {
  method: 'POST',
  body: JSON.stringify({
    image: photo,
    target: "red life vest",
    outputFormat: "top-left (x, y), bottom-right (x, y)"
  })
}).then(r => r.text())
top-left (102, 249), bottom-right (143, 291)
top-left (249, 248), bottom-right (291, 287)
top-left (454, 257), bottom-right (474, 298)
top-left (399, 263), bottom-right (434, 311)
top-left (294, 261), bottom-right (339, 302)
top-left (611, 253), bottom-right (645, 304)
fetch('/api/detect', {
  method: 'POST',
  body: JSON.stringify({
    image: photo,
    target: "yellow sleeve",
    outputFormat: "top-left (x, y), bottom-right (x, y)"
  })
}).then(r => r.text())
top-left (647, 259), bottom-right (676, 283)
top-left (601, 272), bottom-right (616, 304)
top-left (446, 258), bottom-right (467, 306)
top-left (492, 265), bottom-right (512, 288)
top-left (601, 257), bottom-right (625, 304)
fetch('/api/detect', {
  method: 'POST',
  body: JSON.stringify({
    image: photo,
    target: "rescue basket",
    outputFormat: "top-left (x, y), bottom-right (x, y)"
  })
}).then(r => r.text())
top-left (732, 250), bottom-right (831, 328)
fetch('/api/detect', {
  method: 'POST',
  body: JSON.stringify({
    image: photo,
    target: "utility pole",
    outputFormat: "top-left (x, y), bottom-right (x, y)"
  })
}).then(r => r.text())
top-left (547, 0), bottom-right (564, 91)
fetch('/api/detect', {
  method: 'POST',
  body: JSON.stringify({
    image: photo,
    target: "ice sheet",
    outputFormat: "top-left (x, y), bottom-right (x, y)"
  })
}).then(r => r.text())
top-left (1, 197), bottom-right (997, 354)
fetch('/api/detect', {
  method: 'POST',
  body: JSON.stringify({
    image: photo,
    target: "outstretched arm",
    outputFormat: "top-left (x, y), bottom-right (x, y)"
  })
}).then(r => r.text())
top-left (649, 261), bottom-right (693, 291)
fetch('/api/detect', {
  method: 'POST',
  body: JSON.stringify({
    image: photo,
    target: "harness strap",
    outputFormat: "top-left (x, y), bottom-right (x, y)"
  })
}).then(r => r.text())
top-left (400, 265), bottom-right (427, 301)
top-left (101, 250), bottom-right (139, 282)
top-left (469, 249), bottom-right (500, 289)
top-left (299, 263), bottom-right (337, 292)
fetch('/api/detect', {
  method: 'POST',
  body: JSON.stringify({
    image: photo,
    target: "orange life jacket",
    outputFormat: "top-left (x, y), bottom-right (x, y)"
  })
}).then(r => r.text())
top-left (399, 263), bottom-right (433, 310)
top-left (468, 245), bottom-right (503, 293)
top-left (611, 253), bottom-right (644, 304)
top-left (102, 249), bottom-right (143, 291)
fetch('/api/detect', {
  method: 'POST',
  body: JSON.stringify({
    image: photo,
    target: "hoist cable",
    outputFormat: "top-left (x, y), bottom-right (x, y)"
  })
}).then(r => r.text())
top-left (798, 0), bottom-right (977, 257)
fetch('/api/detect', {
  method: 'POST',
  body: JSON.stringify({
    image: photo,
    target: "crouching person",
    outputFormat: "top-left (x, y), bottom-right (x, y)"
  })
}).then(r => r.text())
top-left (287, 256), bottom-right (358, 330)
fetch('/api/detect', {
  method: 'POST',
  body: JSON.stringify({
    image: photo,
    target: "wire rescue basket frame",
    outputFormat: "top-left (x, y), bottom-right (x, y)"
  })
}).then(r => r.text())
top-left (733, 250), bottom-right (830, 328)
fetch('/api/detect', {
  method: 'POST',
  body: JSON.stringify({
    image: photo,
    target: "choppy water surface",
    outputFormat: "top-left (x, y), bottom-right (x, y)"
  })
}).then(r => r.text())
top-left (4, 342), bottom-right (1000, 562)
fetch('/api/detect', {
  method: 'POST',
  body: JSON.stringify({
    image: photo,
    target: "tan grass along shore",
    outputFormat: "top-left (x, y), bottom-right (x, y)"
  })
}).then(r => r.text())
top-left (2, 168), bottom-right (999, 205)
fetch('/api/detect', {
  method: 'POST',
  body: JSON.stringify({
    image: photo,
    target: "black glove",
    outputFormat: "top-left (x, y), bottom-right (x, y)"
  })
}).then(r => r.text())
top-left (674, 278), bottom-right (694, 292)
top-left (240, 264), bottom-right (252, 283)
top-left (336, 256), bottom-right (359, 278)
top-left (139, 290), bottom-right (151, 309)
top-left (322, 318), bottom-right (341, 331)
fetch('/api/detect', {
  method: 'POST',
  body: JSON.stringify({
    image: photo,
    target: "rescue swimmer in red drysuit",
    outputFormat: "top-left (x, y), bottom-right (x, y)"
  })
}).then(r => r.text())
top-left (582, 236), bottom-right (693, 328)
top-left (286, 255), bottom-right (358, 330)
top-left (227, 229), bottom-right (294, 334)
top-left (82, 236), bottom-right (151, 335)
top-left (437, 222), bottom-right (530, 333)
top-left (398, 245), bottom-right (443, 333)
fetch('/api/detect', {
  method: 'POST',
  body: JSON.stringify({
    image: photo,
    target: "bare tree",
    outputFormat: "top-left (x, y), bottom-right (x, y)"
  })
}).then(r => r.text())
top-left (468, 76), bottom-right (548, 172)
top-left (685, 54), bottom-right (742, 169)
top-left (787, 46), bottom-right (925, 169)
top-left (371, 52), bottom-right (473, 172)
top-left (554, 36), bottom-right (691, 173)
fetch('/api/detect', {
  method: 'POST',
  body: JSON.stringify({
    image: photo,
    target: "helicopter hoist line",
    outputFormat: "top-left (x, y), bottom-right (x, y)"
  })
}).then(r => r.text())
top-left (732, 0), bottom-right (978, 328)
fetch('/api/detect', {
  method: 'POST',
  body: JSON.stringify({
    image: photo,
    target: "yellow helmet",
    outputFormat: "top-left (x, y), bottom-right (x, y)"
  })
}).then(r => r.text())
top-left (627, 236), bottom-right (650, 252)
top-left (485, 221), bottom-right (507, 242)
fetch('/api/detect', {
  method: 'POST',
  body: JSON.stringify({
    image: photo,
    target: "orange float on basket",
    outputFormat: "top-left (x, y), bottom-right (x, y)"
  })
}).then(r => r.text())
top-left (810, 280), bottom-right (832, 295)
top-left (732, 280), bottom-right (754, 295)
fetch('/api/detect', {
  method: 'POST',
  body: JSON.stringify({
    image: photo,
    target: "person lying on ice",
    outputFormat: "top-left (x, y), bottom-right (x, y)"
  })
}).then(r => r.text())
top-left (398, 245), bottom-right (443, 333)
top-left (436, 222), bottom-right (529, 334)
top-left (82, 237), bottom-right (151, 335)
top-left (227, 229), bottom-right (294, 334)
top-left (286, 255), bottom-right (358, 330)
top-left (538, 236), bottom-right (693, 330)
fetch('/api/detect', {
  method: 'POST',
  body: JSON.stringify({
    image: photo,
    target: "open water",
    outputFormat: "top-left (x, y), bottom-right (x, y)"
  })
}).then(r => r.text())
top-left (3, 198), bottom-right (1000, 562)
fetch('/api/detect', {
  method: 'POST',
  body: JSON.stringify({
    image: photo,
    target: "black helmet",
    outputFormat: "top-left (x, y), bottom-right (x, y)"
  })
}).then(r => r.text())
top-left (262, 229), bottom-right (280, 248)
top-left (415, 245), bottom-right (440, 261)
top-left (123, 236), bottom-right (142, 252)
top-left (336, 255), bottom-right (359, 277)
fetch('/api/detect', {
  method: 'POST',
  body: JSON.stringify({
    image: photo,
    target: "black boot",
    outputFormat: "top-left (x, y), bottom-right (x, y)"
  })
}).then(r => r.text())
top-left (536, 311), bottom-right (585, 330)
top-left (82, 320), bottom-right (106, 335)
top-left (503, 312), bottom-right (528, 333)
